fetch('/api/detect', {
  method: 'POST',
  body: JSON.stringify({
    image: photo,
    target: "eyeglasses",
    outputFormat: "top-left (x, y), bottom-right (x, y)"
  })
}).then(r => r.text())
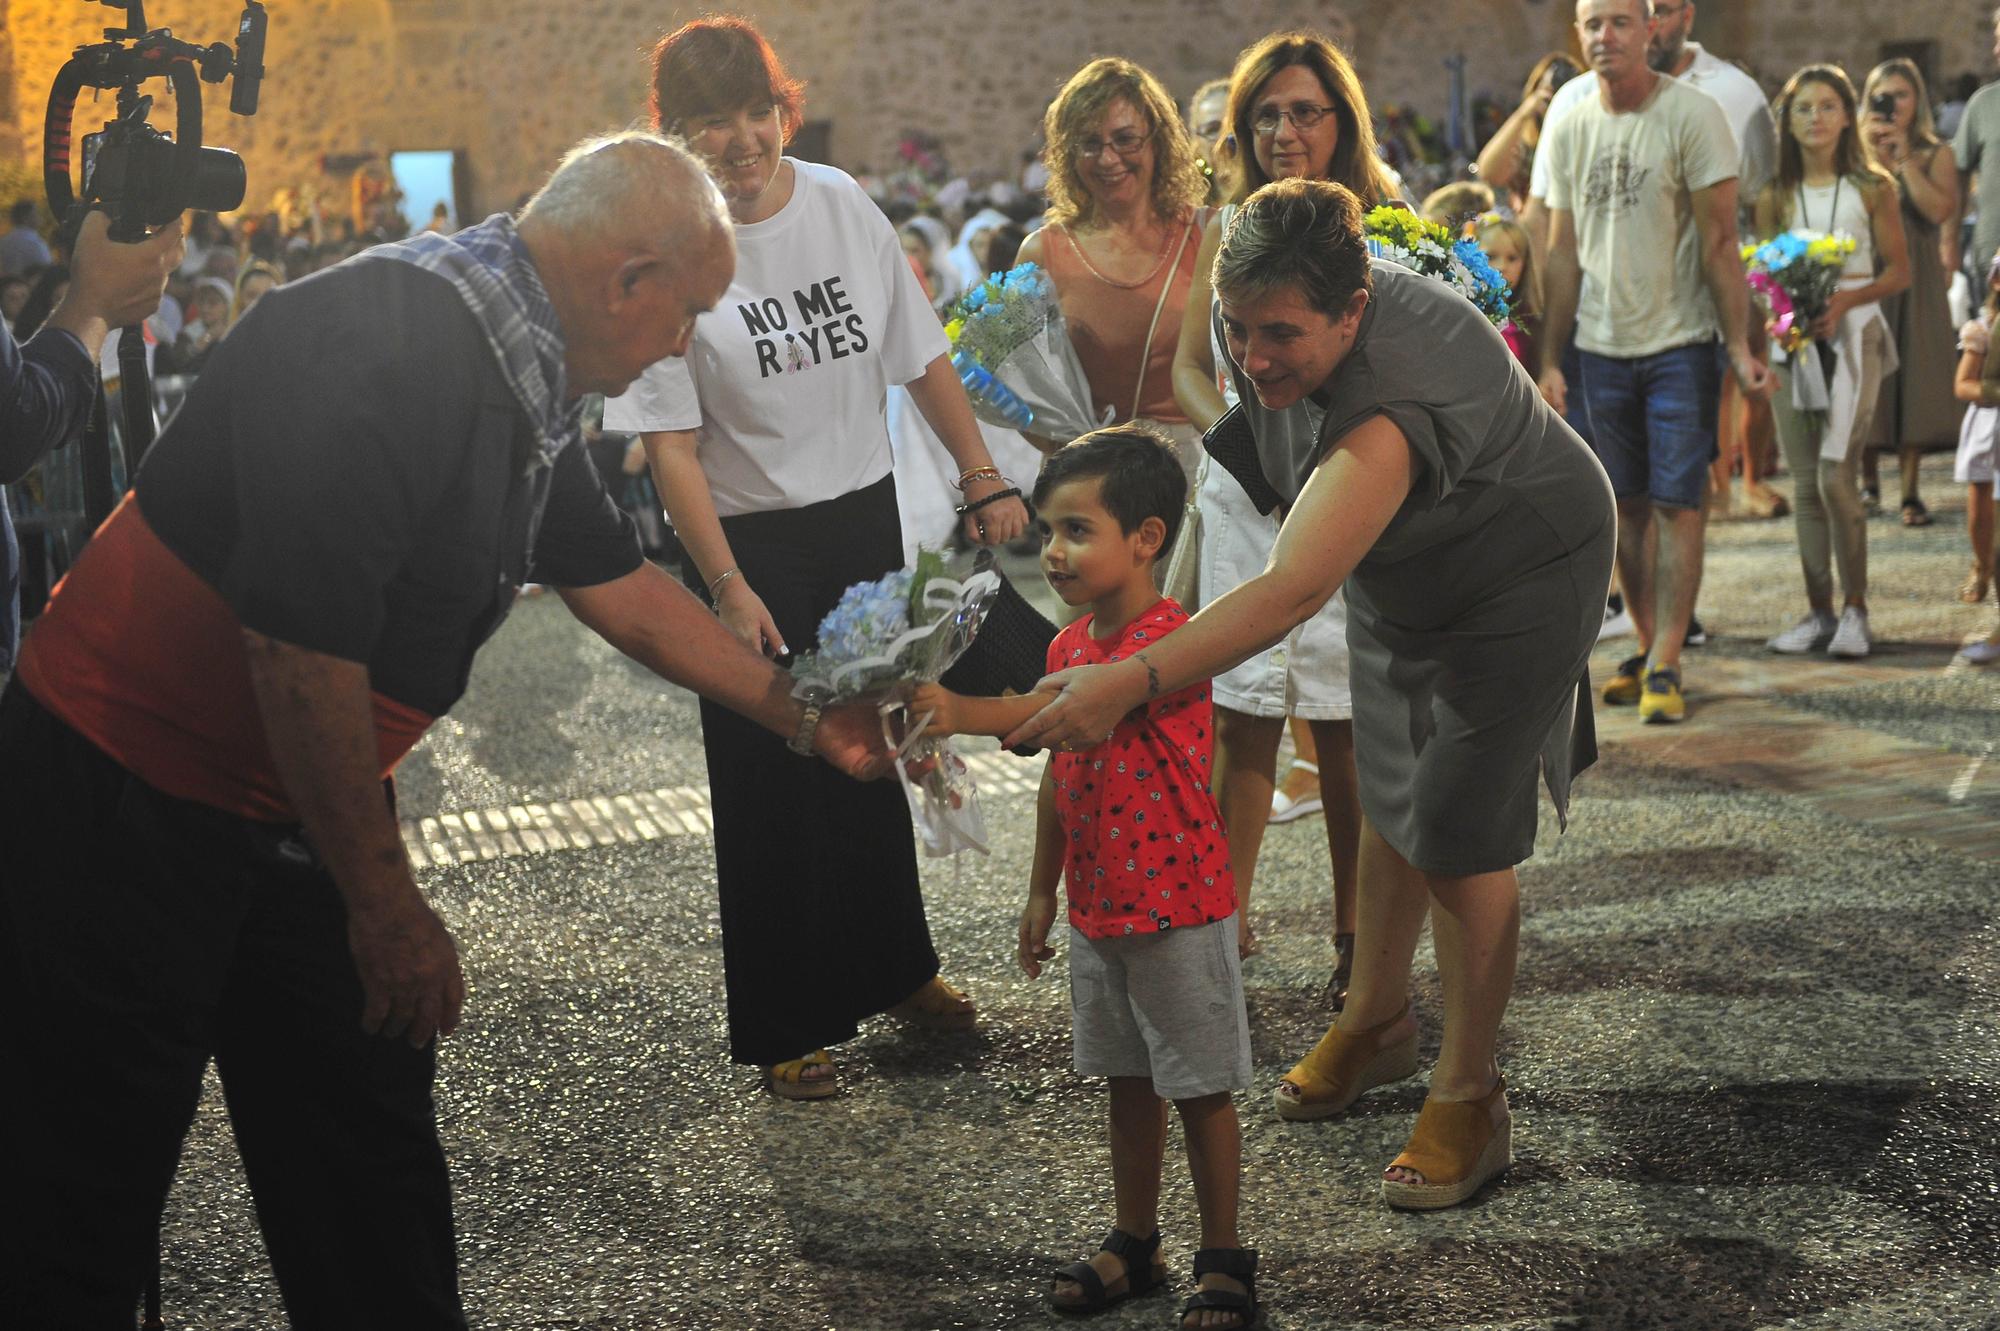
top-left (1253, 103), bottom-right (1338, 136)
top-left (1073, 128), bottom-right (1153, 160)
top-left (1790, 102), bottom-right (1844, 123)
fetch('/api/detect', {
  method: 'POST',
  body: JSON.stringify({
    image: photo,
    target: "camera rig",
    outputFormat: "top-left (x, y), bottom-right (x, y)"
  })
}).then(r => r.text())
top-left (41, 0), bottom-right (268, 528)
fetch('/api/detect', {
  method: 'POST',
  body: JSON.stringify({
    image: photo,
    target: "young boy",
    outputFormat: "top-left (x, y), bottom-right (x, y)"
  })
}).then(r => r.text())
top-left (912, 425), bottom-right (1259, 1330)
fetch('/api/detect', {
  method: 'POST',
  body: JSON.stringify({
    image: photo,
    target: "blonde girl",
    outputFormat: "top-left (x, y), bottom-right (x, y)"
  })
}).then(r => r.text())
top-left (1476, 214), bottom-right (1539, 371)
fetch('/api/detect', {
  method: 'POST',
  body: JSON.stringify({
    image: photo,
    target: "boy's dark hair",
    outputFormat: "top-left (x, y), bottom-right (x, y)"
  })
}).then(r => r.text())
top-left (10, 200), bottom-right (37, 226)
top-left (1032, 423), bottom-right (1187, 557)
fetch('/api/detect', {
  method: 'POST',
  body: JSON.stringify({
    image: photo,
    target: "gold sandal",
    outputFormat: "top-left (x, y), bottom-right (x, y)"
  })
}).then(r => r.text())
top-left (1272, 1004), bottom-right (1418, 1122)
top-left (886, 975), bottom-right (977, 1032)
top-left (1380, 1077), bottom-right (1512, 1210)
top-left (767, 1049), bottom-right (839, 1100)
top-left (1960, 565), bottom-right (1993, 605)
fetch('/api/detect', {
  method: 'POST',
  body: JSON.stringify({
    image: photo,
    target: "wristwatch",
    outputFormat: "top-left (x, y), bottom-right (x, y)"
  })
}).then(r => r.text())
top-left (787, 697), bottom-right (823, 757)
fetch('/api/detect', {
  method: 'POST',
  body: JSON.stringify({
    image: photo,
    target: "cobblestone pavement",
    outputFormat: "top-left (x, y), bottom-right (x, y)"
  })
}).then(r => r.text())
top-left (154, 459), bottom-right (1997, 1329)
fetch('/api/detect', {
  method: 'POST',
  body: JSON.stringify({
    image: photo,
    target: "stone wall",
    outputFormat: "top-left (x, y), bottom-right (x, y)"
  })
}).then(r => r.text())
top-left (1, 0), bottom-right (1986, 221)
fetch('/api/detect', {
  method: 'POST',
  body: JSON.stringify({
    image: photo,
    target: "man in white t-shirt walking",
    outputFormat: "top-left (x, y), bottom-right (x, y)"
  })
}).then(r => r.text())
top-left (1523, 1), bottom-right (1781, 637)
top-left (1537, 0), bottom-right (1771, 725)
top-left (1524, 3), bottom-right (1774, 254)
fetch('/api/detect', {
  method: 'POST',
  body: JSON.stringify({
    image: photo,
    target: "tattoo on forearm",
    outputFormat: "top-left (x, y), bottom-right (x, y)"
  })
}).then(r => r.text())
top-left (1135, 652), bottom-right (1162, 700)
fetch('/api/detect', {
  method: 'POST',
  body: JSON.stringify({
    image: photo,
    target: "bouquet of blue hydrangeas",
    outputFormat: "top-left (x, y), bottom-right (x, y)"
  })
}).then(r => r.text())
top-left (945, 262), bottom-right (1110, 440)
top-left (1363, 206), bottom-right (1514, 326)
top-left (790, 550), bottom-right (1001, 856)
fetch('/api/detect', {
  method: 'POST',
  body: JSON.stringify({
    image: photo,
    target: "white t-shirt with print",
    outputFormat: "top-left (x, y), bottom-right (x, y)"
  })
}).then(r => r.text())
top-left (1531, 45), bottom-right (1775, 209)
top-left (605, 159), bottom-right (947, 516)
top-left (1541, 75), bottom-right (1739, 358)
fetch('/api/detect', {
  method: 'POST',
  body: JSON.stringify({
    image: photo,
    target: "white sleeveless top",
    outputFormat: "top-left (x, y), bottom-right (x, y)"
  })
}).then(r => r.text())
top-left (1207, 203), bottom-right (1240, 409)
top-left (1785, 173), bottom-right (1899, 459)
top-left (1796, 176), bottom-right (1875, 287)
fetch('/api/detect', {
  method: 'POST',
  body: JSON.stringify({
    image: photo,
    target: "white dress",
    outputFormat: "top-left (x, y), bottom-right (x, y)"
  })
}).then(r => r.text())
top-left (1956, 315), bottom-right (1998, 484)
top-left (1783, 177), bottom-right (1900, 461)
top-left (886, 386), bottom-right (1044, 566)
top-left (1194, 209), bottom-right (1352, 720)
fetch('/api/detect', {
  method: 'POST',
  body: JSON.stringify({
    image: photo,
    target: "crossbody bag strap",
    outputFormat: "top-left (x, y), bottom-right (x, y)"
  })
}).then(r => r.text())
top-left (1129, 217), bottom-right (1196, 420)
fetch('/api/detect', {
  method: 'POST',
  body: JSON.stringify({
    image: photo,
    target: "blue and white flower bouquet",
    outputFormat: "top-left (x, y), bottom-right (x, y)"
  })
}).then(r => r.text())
top-left (945, 262), bottom-right (1110, 441)
top-left (790, 550), bottom-right (1001, 856)
top-left (1363, 206), bottom-right (1514, 327)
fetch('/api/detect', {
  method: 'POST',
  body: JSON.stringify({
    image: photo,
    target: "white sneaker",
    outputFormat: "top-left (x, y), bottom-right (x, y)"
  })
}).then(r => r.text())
top-left (1269, 760), bottom-right (1324, 824)
top-left (1598, 607), bottom-right (1636, 641)
top-left (1955, 638), bottom-right (2000, 666)
top-left (1827, 607), bottom-right (1871, 658)
top-left (1767, 611), bottom-right (1837, 654)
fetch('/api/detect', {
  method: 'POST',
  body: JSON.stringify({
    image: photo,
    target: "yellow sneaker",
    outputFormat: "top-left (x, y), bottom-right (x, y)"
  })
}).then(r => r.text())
top-left (1601, 654), bottom-right (1647, 706)
top-left (1637, 667), bottom-right (1685, 724)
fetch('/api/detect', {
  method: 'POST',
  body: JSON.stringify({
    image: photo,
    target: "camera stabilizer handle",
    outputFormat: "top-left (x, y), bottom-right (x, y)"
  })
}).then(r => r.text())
top-left (41, 0), bottom-right (266, 528)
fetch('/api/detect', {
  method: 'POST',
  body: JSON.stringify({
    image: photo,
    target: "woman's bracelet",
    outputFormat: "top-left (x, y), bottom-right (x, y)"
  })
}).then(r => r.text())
top-left (953, 486), bottom-right (1023, 517)
top-left (706, 566), bottom-right (742, 597)
top-left (954, 466), bottom-right (1004, 491)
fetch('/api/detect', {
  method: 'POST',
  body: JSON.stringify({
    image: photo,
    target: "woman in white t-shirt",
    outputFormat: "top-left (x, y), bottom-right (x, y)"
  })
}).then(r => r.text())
top-left (1754, 66), bottom-right (1909, 661)
top-left (608, 17), bottom-right (1030, 1101)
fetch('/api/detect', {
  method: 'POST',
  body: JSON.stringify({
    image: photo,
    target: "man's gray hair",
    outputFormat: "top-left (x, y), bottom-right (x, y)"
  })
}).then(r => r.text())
top-left (520, 131), bottom-right (727, 247)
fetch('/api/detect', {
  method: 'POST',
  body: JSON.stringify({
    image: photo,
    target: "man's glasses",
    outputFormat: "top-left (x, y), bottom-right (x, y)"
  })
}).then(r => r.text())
top-left (1074, 128), bottom-right (1153, 160)
top-left (1253, 103), bottom-right (1337, 136)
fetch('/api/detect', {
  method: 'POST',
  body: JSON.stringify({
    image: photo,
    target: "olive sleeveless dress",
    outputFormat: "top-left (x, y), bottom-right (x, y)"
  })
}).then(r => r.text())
top-left (1222, 260), bottom-right (1617, 875)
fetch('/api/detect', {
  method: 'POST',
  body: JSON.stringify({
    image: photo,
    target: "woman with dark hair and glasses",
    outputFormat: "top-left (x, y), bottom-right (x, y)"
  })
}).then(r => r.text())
top-left (1169, 31), bottom-right (1396, 980)
top-left (606, 15), bottom-right (1029, 1101)
top-left (1012, 178), bottom-right (1614, 1212)
top-left (1016, 58), bottom-right (1212, 478)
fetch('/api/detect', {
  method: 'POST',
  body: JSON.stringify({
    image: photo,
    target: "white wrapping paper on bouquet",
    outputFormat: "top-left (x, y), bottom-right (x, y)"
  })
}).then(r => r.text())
top-left (788, 562), bottom-right (1003, 857)
top-left (978, 310), bottom-right (1114, 441)
top-left (948, 263), bottom-right (1112, 442)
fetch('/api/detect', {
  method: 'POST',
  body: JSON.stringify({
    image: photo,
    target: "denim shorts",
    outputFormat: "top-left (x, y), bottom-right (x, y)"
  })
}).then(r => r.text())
top-left (1575, 341), bottom-right (1721, 509)
top-left (1069, 914), bottom-right (1252, 1100)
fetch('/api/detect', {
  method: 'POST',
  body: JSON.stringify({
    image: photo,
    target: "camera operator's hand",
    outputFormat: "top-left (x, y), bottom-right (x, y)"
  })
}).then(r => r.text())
top-left (45, 210), bottom-right (185, 359)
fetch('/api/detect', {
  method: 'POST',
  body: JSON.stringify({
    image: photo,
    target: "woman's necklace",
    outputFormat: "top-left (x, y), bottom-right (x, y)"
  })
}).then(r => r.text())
top-left (1798, 171), bottom-right (1842, 234)
top-left (1066, 214), bottom-right (1179, 290)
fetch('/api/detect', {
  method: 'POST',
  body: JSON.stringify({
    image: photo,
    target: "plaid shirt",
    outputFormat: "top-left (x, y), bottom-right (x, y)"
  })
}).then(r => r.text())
top-left (359, 213), bottom-right (581, 473)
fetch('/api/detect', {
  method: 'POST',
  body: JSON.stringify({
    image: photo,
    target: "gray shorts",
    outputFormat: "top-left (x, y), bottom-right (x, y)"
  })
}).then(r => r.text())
top-left (1068, 915), bottom-right (1252, 1100)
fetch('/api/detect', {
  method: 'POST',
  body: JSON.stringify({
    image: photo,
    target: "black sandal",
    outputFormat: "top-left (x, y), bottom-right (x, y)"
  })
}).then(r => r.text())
top-left (1902, 497), bottom-right (1934, 527)
top-left (1179, 1247), bottom-right (1260, 1329)
top-left (1050, 1227), bottom-right (1165, 1315)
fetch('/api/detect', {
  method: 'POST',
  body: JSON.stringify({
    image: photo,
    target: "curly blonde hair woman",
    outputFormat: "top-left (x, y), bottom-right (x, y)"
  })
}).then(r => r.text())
top-left (1019, 58), bottom-right (1211, 466)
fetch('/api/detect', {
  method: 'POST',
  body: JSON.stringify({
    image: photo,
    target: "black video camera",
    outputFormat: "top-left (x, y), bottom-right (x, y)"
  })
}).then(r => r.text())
top-left (39, 0), bottom-right (269, 529)
top-left (45, 0), bottom-right (267, 241)
top-left (1869, 91), bottom-right (1898, 121)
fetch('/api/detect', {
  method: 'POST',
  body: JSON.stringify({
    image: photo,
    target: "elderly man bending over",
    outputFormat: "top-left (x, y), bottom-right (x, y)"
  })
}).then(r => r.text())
top-left (0, 134), bottom-right (888, 1329)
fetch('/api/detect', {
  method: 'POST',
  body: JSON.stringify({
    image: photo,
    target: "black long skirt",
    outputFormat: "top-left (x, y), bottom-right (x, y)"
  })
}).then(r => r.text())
top-left (695, 473), bottom-right (937, 1065)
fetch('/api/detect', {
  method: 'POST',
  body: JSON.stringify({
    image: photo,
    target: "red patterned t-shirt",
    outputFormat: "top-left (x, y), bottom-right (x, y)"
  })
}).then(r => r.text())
top-left (1046, 598), bottom-right (1236, 939)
